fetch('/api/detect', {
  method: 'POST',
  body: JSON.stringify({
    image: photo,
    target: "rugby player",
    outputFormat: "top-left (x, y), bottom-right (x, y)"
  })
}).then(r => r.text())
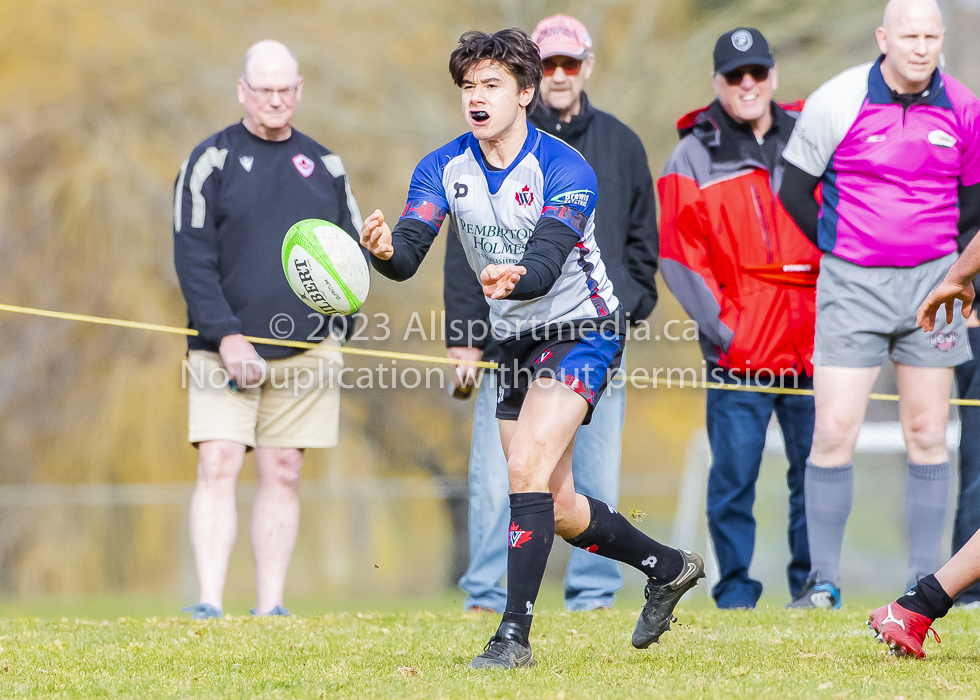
top-left (359, 28), bottom-right (704, 670)
top-left (779, 0), bottom-right (980, 608)
top-left (445, 13), bottom-right (660, 616)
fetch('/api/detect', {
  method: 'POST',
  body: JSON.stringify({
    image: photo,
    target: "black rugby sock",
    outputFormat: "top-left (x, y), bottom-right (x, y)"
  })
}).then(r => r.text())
top-left (897, 574), bottom-right (954, 621)
top-left (501, 492), bottom-right (555, 641)
top-left (565, 495), bottom-right (684, 582)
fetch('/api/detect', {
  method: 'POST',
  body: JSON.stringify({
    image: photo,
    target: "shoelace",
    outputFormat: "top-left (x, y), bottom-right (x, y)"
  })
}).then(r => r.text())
top-left (908, 616), bottom-right (942, 646)
top-left (880, 609), bottom-right (943, 650)
top-left (480, 634), bottom-right (511, 660)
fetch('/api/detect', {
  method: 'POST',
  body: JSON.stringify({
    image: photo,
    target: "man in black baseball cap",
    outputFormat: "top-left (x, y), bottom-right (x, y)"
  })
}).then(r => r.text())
top-left (711, 28), bottom-right (778, 141)
top-left (659, 26), bottom-right (819, 609)
top-left (714, 27), bottom-right (775, 75)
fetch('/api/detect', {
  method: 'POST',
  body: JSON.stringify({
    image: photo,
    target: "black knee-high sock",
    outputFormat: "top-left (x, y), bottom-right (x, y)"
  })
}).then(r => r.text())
top-left (565, 495), bottom-right (683, 582)
top-left (897, 574), bottom-right (954, 621)
top-left (501, 492), bottom-right (554, 640)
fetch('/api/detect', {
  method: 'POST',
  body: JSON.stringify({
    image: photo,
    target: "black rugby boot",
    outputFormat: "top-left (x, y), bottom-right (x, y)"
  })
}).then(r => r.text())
top-left (632, 548), bottom-right (705, 648)
top-left (468, 621), bottom-right (535, 670)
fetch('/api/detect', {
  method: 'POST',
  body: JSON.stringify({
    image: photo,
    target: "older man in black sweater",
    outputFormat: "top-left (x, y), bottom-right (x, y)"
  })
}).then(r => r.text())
top-left (174, 40), bottom-right (361, 619)
top-left (444, 14), bottom-right (659, 612)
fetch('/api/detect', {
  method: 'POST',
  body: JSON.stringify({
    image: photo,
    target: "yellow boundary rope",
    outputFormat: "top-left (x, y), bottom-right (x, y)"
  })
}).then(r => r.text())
top-left (2, 302), bottom-right (978, 406)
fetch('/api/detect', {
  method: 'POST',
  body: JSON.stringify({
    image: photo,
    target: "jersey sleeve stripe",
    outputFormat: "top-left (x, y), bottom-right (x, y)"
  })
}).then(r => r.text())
top-left (174, 158), bottom-right (189, 233)
top-left (321, 154), bottom-right (364, 231)
top-left (189, 147), bottom-right (228, 229)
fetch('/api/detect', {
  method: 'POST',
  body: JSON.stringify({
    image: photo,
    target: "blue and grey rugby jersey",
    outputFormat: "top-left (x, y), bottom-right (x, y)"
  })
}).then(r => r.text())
top-left (373, 123), bottom-right (619, 341)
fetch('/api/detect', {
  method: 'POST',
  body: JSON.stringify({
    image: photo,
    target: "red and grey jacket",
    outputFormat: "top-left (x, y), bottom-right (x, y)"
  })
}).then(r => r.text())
top-left (659, 100), bottom-right (820, 376)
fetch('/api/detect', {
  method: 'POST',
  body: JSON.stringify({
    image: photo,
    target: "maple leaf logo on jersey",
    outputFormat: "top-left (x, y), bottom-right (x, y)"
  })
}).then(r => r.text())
top-left (515, 185), bottom-right (534, 206)
top-left (508, 522), bottom-right (532, 549)
top-left (292, 154), bottom-right (315, 178)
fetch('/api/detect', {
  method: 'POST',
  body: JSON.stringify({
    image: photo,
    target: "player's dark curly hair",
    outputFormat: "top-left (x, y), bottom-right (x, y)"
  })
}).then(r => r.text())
top-left (449, 28), bottom-right (542, 111)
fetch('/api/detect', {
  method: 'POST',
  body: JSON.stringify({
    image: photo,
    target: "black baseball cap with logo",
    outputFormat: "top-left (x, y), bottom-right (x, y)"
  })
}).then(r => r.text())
top-left (713, 27), bottom-right (774, 75)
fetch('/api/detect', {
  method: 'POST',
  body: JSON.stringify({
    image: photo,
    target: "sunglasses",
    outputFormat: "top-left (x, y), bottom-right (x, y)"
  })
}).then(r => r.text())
top-left (723, 65), bottom-right (770, 86)
top-left (542, 58), bottom-right (583, 77)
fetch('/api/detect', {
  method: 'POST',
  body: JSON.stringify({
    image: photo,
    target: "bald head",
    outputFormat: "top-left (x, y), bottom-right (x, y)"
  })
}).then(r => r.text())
top-left (882, 0), bottom-right (943, 31)
top-left (876, 0), bottom-right (945, 94)
top-left (237, 40), bottom-right (303, 141)
top-left (242, 40), bottom-right (299, 83)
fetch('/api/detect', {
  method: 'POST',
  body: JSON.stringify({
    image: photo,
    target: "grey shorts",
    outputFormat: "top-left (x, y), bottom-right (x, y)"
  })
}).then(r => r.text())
top-left (813, 252), bottom-right (972, 368)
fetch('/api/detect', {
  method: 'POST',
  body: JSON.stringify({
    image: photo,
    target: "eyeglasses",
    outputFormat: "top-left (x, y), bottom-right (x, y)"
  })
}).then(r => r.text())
top-left (243, 80), bottom-right (299, 101)
top-left (542, 58), bottom-right (583, 77)
top-left (723, 65), bottom-right (770, 86)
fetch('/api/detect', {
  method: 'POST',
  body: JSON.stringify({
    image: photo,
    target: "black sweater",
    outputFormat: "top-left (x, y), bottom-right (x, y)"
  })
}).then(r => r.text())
top-left (173, 122), bottom-right (363, 359)
top-left (443, 94), bottom-right (659, 360)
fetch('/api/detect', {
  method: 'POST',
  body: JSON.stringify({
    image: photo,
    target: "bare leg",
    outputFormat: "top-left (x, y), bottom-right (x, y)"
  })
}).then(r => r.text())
top-left (936, 527), bottom-right (980, 597)
top-left (190, 440), bottom-right (246, 609)
top-left (810, 366), bottom-right (881, 465)
top-left (895, 364), bottom-right (953, 464)
top-left (500, 378), bottom-right (585, 491)
top-left (252, 447), bottom-right (303, 614)
top-left (498, 378), bottom-right (592, 535)
top-left (550, 438), bottom-right (592, 540)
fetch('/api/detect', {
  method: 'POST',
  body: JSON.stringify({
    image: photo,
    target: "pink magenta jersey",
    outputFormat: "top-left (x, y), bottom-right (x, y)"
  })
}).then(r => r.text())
top-left (782, 58), bottom-right (980, 267)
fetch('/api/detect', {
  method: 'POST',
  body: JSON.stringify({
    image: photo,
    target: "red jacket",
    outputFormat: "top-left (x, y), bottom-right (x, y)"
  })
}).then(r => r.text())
top-left (658, 100), bottom-right (820, 377)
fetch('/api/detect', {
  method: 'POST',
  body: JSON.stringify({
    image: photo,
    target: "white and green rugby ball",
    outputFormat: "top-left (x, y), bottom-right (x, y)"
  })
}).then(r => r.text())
top-left (282, 219), bottom-right (370, 315)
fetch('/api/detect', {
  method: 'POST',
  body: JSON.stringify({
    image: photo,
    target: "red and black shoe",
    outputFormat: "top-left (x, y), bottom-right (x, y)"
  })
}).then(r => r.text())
top-left (867, 602), bottom-right (941, 658)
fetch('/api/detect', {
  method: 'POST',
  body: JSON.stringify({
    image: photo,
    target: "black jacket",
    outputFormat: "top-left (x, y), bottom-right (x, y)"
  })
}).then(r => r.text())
top-left (173, 122), bottom-right (362, 359)
top-left (443, 94), bottom-right (659, 360)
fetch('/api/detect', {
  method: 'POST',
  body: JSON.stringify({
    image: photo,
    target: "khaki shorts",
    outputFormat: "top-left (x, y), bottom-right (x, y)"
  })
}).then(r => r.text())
top-left (186, 339), bottom-right (343, 449)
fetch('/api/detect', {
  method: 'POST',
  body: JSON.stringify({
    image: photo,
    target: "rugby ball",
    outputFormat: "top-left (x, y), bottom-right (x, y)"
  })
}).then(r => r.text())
top-left (282, 219), bottom-right (370, 315)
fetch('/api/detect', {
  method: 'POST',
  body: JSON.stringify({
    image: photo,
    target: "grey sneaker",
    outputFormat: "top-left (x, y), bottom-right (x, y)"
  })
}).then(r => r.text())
top-left (786, 573), bottom-right (841, 610)
top-left (468, 621), bottom-right (535, 670)
top-left (181, 603), bottom-right (223, 620)
top-left (250, 605), bottom-right (290, 616)
top-left (632, 549), bottom-right (705, 649)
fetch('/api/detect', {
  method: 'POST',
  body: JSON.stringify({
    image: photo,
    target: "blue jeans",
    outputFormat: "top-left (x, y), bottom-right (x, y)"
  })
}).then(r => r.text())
top-left (459, 371), bottom-right (626, 611)
top-left (706, 377), bottom-right (813, 608)
top-left (954, 325), bottom-right (980, 604)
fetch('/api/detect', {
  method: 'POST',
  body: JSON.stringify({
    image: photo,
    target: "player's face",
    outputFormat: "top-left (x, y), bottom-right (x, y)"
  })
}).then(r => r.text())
top-left (461, 60), bottom-right (534, 141)
top-left (237, 60), bottom-right (303, 134)
top-left (877, 5), bottom-right (944, 91)
top-left (539, 54), bottom-right (594, 113)
top-left (712, 64), bottom-right (778, 125)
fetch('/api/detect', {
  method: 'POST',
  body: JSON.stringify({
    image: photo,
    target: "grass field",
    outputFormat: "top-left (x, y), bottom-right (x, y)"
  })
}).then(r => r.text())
top-left (4, 599), bottom-right (980, 699)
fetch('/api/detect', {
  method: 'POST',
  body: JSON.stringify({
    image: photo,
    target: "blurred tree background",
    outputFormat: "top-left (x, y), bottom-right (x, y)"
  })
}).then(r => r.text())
top-left (0, 0), bottom-right (977, 606)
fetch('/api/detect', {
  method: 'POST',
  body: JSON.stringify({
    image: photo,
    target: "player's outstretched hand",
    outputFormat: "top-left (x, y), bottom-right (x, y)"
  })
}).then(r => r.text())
top-left (481, 264), bottom-right (526, 300)
top-left (917, 275), bottom-right (975, 331)
top-left (359, 209), bottom-right (393, 260)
